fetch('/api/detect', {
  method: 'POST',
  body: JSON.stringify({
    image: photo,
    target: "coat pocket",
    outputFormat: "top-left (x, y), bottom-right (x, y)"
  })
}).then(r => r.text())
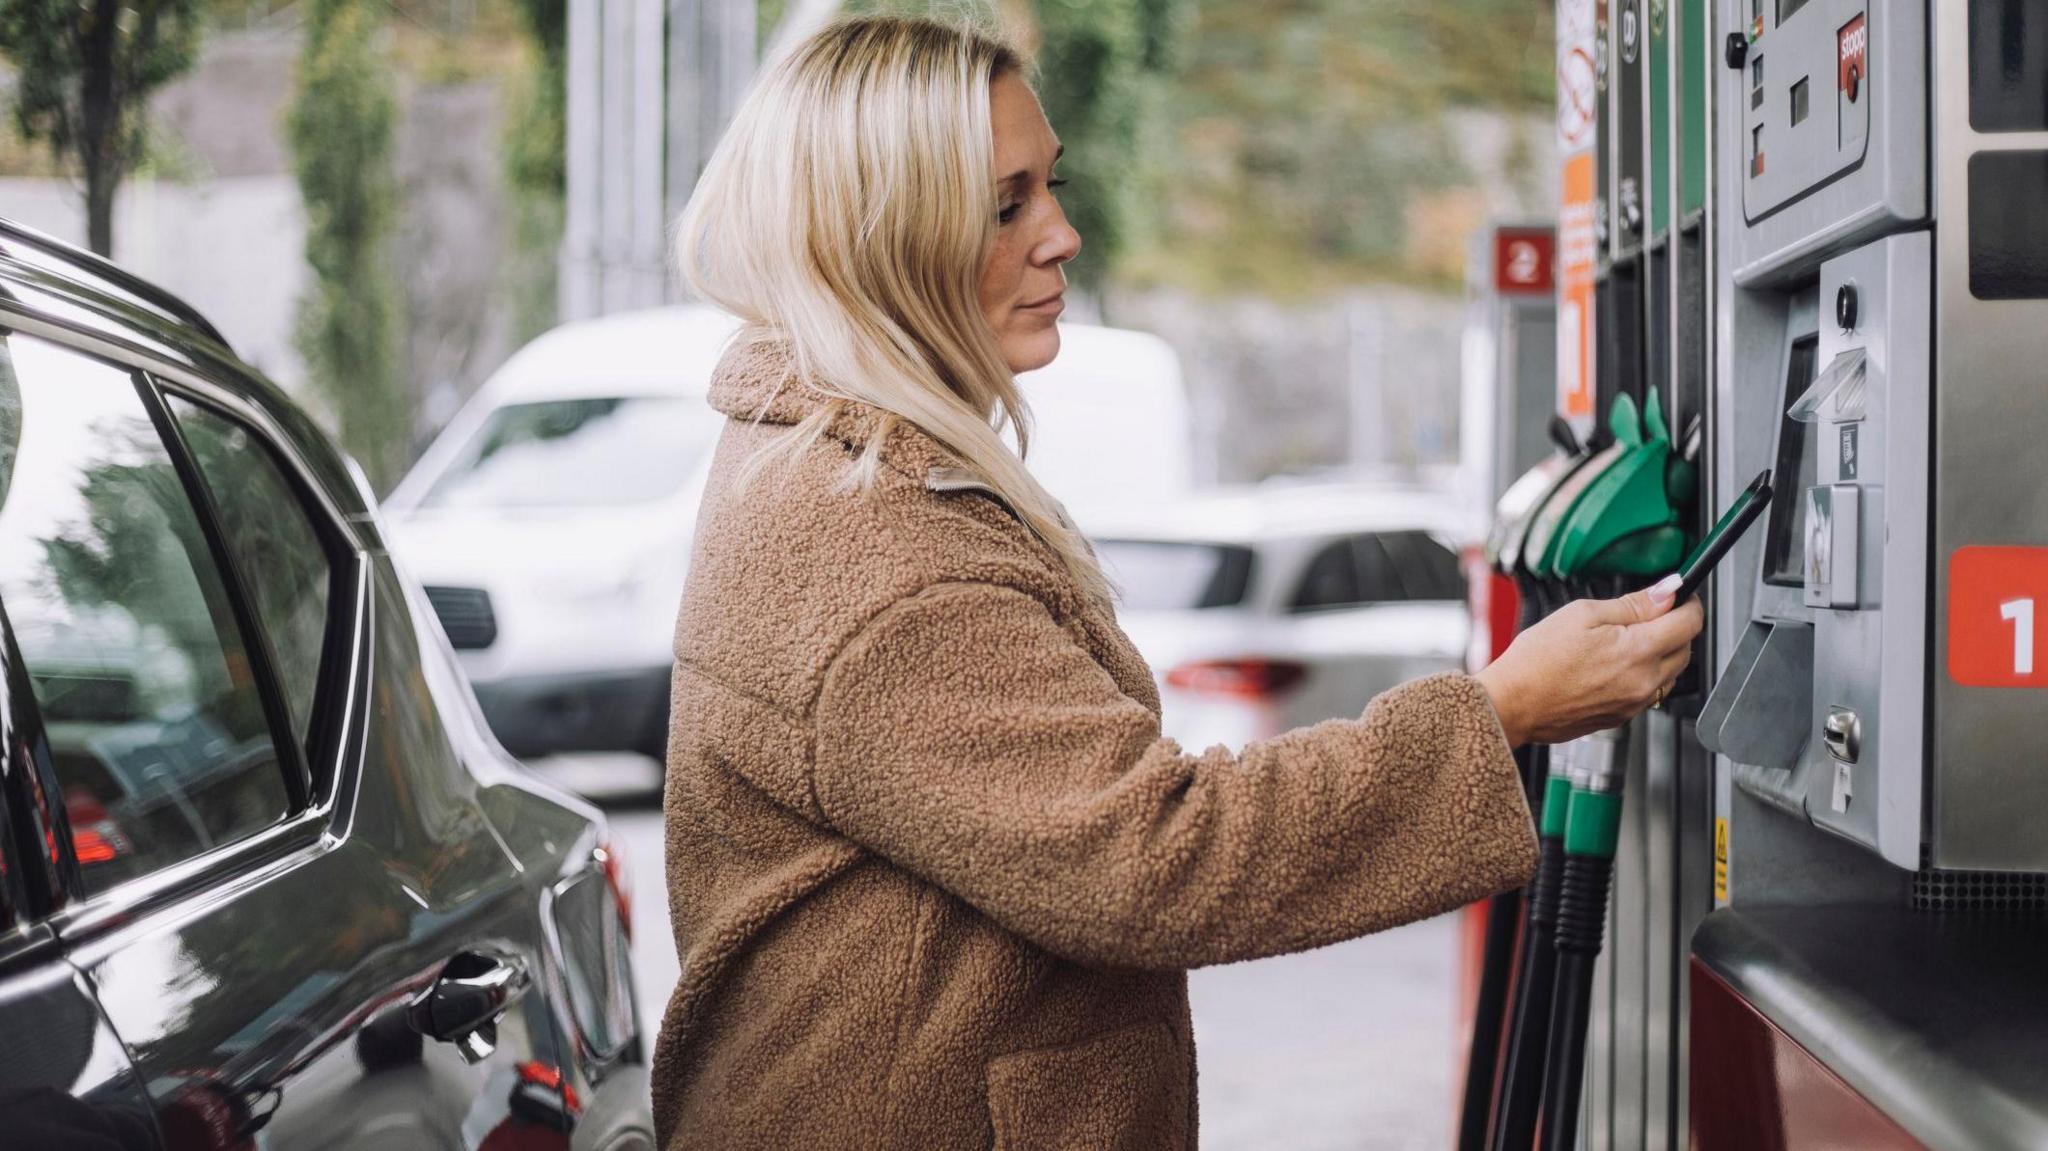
top-left (985, 1021), bottom-right (1188, 1151)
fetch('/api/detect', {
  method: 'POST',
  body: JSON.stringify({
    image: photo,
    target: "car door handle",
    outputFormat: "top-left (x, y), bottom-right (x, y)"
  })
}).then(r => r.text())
top-left (407, 951), bottom-right (529, 1064)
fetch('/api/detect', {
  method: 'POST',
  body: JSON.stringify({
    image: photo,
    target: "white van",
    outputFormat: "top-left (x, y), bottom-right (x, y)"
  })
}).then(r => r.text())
top-left (1013, 321), bottom-right (1193, 517)
top-left (385, 307), bottom-right (1192, 775)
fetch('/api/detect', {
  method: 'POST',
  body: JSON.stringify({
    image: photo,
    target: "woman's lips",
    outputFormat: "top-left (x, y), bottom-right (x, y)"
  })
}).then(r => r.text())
top-left (1019, 292), bottom-right (1065, 316)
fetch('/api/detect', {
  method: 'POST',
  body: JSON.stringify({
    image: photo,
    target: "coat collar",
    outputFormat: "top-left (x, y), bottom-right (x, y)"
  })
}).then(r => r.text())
top-left (707, 334), bottom-right (968, 493)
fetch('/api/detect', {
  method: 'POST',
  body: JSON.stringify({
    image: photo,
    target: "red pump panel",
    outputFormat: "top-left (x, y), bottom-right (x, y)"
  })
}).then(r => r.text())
top-left (1689, 961), bottom-right (1925, 1151)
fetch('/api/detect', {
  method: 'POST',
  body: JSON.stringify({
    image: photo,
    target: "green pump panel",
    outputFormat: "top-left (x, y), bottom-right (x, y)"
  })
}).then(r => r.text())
top-left (1677, 0), bottom-right (1707, 222)
top-left (1649, 0), bottom-right (1671, 239)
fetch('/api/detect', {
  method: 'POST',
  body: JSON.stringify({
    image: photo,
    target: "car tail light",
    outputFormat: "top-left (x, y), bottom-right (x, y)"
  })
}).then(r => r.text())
top-left (517, 1060), bottom-right (582, 1115)
top-left (73, 828), bottom-right (121, 865)
top-left (594, 840), bottom-right (632, 942)
top-left (1164, 659), bottom-right (1309, 699)
top-left (63, 787), bottom-right (129, 867)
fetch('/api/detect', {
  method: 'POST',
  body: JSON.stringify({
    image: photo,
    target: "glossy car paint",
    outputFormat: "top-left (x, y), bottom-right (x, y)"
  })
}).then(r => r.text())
top-left (0, 219), bottom-right (654, 1151)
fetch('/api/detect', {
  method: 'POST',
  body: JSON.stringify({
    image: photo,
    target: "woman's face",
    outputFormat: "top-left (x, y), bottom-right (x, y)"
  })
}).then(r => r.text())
top-left (980, 72), bottom-right (1081, 374)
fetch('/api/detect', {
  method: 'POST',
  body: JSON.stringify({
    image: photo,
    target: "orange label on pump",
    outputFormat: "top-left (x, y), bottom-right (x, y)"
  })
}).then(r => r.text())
top-left (1557, 152), bottom-right (1597, 423)
top-left (1949, 547), bottom-right (2048, 688)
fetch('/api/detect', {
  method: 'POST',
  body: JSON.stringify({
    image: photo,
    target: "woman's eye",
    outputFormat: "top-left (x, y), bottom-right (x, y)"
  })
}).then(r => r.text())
top-left (998, 202), bottom-right (1021, 224)
top-left (1047, 178), bottom-right (1069, 191)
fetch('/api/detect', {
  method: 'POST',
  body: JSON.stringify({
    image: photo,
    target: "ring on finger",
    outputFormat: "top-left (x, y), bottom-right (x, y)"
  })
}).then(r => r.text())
top-left (1652, 682), bottom-right (1669, 708)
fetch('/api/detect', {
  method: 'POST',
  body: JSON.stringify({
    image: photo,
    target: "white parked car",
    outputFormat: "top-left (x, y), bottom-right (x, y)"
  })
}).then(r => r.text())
top-left (385, 307), bottom-right (1194, 779)
top-left (1086, 483), bottom-right (1476, 753)
top-left (383, 305), bottom-right (743, 764)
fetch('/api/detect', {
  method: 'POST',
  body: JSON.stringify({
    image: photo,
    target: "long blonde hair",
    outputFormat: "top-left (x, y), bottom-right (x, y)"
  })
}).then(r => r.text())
top-left (673, 15), bottom-right (1112, 605)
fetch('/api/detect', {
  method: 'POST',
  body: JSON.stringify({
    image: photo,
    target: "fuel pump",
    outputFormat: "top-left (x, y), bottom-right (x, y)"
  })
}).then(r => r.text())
top-left (1496, 0), bottom-right (2048, 1143)
top-left (1686, 1), bottom-right (2048, 1139)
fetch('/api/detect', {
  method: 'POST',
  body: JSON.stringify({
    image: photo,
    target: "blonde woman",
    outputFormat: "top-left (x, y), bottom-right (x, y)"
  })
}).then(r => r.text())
top-left (657, 15), bottom-right (1701, 1148)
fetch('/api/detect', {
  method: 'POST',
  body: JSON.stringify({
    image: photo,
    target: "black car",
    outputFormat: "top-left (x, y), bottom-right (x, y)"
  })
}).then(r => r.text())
top-left (0, 218), bottom-right (654, 1151)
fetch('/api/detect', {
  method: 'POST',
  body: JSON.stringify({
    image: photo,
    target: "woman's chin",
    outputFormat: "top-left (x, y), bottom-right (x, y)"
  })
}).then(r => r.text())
top-left (1002, 324), bottom-right (1062, 374)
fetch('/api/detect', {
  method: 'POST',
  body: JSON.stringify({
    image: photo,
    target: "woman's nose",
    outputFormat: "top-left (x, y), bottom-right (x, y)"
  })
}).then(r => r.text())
top-left (1037, 200), bottom-right (1082, 267)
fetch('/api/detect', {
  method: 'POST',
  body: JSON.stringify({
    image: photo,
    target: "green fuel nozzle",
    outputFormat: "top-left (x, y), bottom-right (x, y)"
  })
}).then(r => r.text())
top-left (1542, 391), bottom-right (1698, 583)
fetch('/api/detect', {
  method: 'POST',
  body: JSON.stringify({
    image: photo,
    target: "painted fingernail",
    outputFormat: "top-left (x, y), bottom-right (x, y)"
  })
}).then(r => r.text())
top-left (1648, 573), bottom-right (1683, 605)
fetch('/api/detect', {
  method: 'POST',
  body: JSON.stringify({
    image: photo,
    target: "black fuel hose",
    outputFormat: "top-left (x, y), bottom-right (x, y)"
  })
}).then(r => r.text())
top-left (1489, 749), bottom-right (1567, 1151)
top-left (1455, 575), bottom-right (1556, 1149)
top-left (1537, 800), bottom-right (1621, 1151)
top-left (1454, 863), bottom-right (1525, 1151)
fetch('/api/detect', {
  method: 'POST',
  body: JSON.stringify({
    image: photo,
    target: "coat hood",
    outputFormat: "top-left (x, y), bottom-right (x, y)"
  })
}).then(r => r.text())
top-left (705, 336), bottom-right (960, 488)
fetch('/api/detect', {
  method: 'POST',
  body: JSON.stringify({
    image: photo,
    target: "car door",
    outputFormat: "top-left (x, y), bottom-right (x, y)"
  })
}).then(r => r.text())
top-left (0, 328), bottom-right (576, 1149)
top-left (0, 610), bottom-right (158, 1151)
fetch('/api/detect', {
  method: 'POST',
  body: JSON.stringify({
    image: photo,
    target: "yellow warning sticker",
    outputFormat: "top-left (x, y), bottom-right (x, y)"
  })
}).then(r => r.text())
top-left (1714, 817), bottom-right (1730, 904)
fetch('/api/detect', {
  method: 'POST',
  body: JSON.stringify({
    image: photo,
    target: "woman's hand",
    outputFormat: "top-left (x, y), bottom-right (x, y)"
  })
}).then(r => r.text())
top-left (1476, 574), bottom-right (1705, 748)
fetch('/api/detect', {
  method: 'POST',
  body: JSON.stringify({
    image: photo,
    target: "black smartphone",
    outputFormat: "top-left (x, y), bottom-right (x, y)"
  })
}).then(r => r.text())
top-left (1671, 469), bottom-right (1774, 604)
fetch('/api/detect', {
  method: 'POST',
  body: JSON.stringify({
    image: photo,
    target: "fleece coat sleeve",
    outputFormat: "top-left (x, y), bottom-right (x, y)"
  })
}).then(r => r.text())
top-left (811, 580), bottom-right (1538, 971)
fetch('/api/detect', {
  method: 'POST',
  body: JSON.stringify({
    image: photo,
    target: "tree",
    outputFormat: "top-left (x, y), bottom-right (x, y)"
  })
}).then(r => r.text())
top-left (504, 0), bottom-right (568, 342)
top-left (0, 0), bottom-right (204, 255)
top-left (1126, 0), bottom-right (1553, 295)
top-left (1031, 0), bottom-right (1188, 296)
top-left (287, 0), bottom-right (408, 492)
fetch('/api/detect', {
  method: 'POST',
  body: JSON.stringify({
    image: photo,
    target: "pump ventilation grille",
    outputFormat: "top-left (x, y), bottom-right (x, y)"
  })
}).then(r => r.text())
top-left (1913, 852), bottom-right (2048, 912)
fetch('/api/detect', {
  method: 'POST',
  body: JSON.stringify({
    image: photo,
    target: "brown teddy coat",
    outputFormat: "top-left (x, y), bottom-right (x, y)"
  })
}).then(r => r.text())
top-left (652, 339), bottom-right (1538, 1149)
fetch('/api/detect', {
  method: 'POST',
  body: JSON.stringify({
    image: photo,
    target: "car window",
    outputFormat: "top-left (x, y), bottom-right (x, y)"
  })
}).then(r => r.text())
top-left (421, 397), bottom-right (720, 509)
top-left (168, 397), bottom-right (337, 759)
top-left (1095, 540), bottom-right (1255, 610)
top-left (1351, 534), bottom-right (1406, 602)
top-left (1375, 531), bottom-right (1466, 601)
top-left (1292, 531), bottom-right (1467, 612)
top-left (0, 335), bottom-right (290, 896)
top-left (1290, 538), bottom-right (1361, 612)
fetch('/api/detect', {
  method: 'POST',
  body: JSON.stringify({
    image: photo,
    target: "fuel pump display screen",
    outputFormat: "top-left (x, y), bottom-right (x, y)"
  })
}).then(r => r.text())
top-left (1763, 335), bottom-right (1820, 587)
top-left (1777, 0), bottom-right (1811, 23)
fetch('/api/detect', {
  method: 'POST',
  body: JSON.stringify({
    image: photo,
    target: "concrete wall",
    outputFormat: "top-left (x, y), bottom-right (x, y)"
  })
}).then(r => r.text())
top-left (0, 175), bottom-right (312, 392)
top-left (1108, 109), bottom-right (1557, 486)
top-left (1111, 286), bottom-right (1468, 486)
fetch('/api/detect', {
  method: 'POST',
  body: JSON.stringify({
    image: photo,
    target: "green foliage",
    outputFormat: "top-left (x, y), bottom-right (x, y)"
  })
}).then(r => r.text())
top-left (288, 0), bottom-right (408, 492)
top-left (0, 0), bottom-right (205, 253)
top-left (1128, 0), bottom-right (1554, 295)
top-left (502, 0), bottom-right (568, 343)
top-left (1031, 0), bottom-right (1182, 294)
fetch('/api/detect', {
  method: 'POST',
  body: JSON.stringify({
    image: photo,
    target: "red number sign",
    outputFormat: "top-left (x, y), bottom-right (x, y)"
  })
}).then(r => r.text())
top-left (1494, 228), bottom-right (1556, 295)
top-left (1949, 546), bottom-right (2048, 688)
